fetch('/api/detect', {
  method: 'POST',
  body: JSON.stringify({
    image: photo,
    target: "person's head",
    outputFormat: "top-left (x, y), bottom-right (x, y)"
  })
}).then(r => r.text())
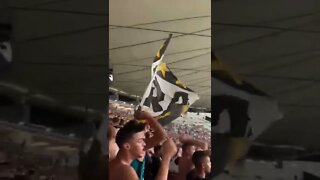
top-left (112, 117), bottom-right (120, 125)
top-left (192, 151), bottom-right (211, 174)
top-left (115, 120), bottom-right (146, 159)
top-left (182, 143), bottom-right (195, 156)
top-left (119, 119), bottom-right (125, 126)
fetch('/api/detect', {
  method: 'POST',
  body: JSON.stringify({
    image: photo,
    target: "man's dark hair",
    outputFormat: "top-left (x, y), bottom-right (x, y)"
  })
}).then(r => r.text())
top-left (182, 143), bottom-right (194, 152)
top-left (115, 120), bottom-right (145, 148)
top-left (192, 151), bottom-right (209, 168)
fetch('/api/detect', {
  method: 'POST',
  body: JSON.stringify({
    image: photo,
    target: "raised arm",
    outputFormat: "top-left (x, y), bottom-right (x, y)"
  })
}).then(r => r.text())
top-left (180, 135), bottom-right (208, 150)
top-left (155, 138), bottom-right (177, 180)
top-left (134, 109), bottom-right (167, 150)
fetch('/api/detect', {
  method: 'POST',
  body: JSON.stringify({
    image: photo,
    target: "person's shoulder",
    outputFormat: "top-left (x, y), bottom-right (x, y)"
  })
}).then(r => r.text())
top-left (109, 163), bottom-right (139, 180)
top-left (119, 164), bottom-right (136, 172)
top-left (118, 165), bottom-right (139, 179)
top-left (108, 159), bottom-right (117, 167)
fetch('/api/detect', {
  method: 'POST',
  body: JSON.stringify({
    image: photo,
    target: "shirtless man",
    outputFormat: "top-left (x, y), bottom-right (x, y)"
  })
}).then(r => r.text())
top-left (109, 120), bottom-right (177, 180)
top-left (186, 151), bottom-right (211, 180)
top-left (177, 135), bottom-right (208, 180)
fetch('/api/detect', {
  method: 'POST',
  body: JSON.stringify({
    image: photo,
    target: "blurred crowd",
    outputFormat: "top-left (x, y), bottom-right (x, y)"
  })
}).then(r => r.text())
top-left (165, 123), bottom-right (211, 148)
top-left (0, 147), bottom-right (77, 180)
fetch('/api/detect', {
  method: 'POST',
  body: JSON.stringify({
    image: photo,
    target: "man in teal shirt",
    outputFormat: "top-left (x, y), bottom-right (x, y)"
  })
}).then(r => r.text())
top-left (131, 109), bottom-right (167, 180)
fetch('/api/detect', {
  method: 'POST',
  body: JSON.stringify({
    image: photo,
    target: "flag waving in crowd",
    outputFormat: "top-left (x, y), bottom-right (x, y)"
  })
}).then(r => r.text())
top-left (151, 34), bottom-right (172, 77)
top-left (139, 34), bottom-right (199, 126)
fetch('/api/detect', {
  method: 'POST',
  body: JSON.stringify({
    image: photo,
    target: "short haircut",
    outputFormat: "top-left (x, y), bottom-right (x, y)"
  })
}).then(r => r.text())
top-left (115, 120), bottom-right (146, 148)
top-left (192, 151), bottom-right (209, 168)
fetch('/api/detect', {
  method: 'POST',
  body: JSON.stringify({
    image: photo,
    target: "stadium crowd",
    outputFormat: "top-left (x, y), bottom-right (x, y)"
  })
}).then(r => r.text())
top-left (0, 150), bottom-right (77, 180)
top-left (108, 108), bottom-right (211, 180)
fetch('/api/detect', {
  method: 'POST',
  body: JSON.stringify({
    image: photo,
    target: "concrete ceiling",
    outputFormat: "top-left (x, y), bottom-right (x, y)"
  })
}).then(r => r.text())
top-left (213, 0), bottom-right (320, 148)
top-left (109, 0), bottom-right (211, 108)
top-left (0, 0), bottom-right (108, 112)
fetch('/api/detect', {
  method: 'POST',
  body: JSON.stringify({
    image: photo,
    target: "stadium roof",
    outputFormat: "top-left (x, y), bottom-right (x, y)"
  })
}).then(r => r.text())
top-left (109, 0), bottom-right (211, 109)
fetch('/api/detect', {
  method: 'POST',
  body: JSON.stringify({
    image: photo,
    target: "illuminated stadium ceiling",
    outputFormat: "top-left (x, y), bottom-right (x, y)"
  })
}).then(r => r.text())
top-left (109, 0), bottom-right (211, 109)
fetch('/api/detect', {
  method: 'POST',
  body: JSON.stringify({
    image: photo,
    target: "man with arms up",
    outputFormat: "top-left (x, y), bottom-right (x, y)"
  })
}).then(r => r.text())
top-left (177, 135), bottom-right (208, 180)
top-left (109, 119), bottom-right (177, 180)
top-left (131, 109), bottom-right (167, 180)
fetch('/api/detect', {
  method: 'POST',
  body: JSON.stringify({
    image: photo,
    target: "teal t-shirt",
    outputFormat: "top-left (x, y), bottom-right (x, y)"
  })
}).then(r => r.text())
top-left (131, 156), bottom-right (146, 180)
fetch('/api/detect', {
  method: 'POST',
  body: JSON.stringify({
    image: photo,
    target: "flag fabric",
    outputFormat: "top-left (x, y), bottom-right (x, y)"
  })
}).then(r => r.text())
top-left (151, 34), bottom-right (172, 77)
top-left (141, 62), bottom-right (199, 125)
top-left (212, 52), bottom-right (283, 139)
top-left (140, 34), bottom-right (199, 125)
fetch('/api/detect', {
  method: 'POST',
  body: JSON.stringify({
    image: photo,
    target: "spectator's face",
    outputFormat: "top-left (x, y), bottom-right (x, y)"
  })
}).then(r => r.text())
top-left (201, 156), bottom-right (211, 174)
top-left (128, 131), bottom-right (146, 159)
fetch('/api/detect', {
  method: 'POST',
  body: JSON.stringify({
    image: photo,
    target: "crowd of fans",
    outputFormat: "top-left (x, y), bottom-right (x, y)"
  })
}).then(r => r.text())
top-left (108, 107), bottom-right (212, 180)
top-left (0, 145), bottom-right (77, 180)
top-left (165, 123), bottom-right (211, 148)
top-left (0, 103), bottom-right (211, 180)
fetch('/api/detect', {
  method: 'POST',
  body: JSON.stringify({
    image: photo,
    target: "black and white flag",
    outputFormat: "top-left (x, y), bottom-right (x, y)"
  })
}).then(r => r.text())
top-left (151, 34), bottom-right (172, 77)
top-left (140, 62), bottom-right (199, 125)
